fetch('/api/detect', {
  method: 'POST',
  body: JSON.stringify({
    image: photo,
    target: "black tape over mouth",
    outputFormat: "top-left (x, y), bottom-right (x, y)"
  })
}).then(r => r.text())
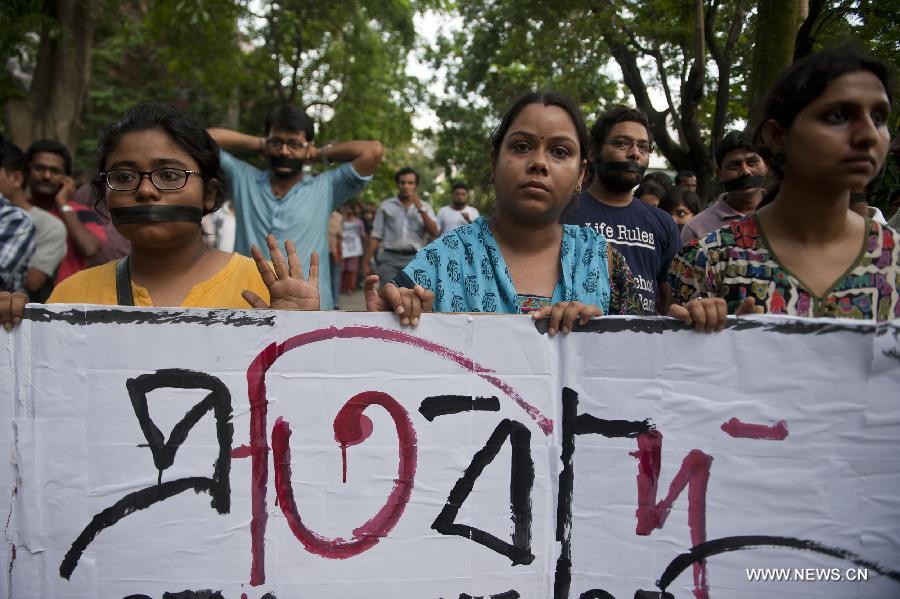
top-left (110, 205), bottom-right (204, 225)
top-left (722, 174), bottom-right (765, 192)
top-left (268, 155), bottom-right (304, 178)
top-left (596, 161), bottom-right (647, 175)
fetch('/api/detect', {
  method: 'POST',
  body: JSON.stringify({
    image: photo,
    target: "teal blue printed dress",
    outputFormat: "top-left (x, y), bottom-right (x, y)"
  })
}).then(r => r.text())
top-left (392, 217), bottom-right (642, 315)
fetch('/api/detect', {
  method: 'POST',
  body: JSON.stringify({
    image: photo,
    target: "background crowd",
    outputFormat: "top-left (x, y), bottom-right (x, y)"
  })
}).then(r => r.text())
top-left (1, 36), bottom-right (899, 331)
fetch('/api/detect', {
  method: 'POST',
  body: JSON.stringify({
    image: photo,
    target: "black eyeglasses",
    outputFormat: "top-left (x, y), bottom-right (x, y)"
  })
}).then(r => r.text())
top-left (265, 137), bottom-right (308, 151)
top-left (603, 137), bottom-right (653, 155)
top-left (100, 168), bottom-right (200, 191)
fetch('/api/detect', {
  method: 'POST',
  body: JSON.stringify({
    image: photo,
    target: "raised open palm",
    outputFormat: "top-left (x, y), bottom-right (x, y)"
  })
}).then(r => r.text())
top-left (243, 234), bottom-right (320, 311)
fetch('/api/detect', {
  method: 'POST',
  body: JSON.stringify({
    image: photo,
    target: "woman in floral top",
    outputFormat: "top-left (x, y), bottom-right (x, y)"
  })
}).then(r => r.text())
top-left (366, 91), bottom-right (643, 334)
top-left (669, 46), bottom-right (898, 327)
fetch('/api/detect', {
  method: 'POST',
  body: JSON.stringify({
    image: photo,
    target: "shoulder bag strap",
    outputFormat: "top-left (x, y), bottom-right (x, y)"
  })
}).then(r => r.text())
top-left (115, 257), bottom-right (134, 306)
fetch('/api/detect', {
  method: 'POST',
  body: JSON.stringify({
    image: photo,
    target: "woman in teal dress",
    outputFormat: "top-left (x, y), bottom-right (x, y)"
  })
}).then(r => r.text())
top-left (365, 91), bottom-right (642, 335)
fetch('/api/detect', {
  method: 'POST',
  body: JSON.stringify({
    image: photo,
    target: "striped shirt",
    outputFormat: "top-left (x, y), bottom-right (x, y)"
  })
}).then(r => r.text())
top-left (0, 196), bottom-right (37, 292)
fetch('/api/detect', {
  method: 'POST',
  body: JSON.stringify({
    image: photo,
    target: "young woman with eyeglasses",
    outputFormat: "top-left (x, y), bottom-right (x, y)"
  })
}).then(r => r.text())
top-left (0, 102), bottom-right (318, 327)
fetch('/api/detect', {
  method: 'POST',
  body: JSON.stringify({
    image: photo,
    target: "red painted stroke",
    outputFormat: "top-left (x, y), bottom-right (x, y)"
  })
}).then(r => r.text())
top-left (632, 431), bottom-right (712, 599)
top-left (272, 391), bottom-right (417, 559)
top-left (243, 325), bottom-right (551, 585)
top-left (338, 412), bottom-right (373, 483)
top-left (246, 342), bottom-right (279, 586)
top-left (721, 417), bottom-right (789, 440)
top-left (284, 326), bottom-right (553, 434)
top-left (231, 445), bottom-right (253, 458)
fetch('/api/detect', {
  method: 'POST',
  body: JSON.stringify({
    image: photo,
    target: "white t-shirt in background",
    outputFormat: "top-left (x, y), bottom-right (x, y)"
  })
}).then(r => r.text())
top-left (203, 206), bottom-right (237, 253)
top-left (437, 205), bottom-right (480, 235)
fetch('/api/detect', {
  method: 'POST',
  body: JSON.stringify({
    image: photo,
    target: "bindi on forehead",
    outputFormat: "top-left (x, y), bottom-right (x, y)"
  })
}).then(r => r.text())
top-left (507, 130), bottom-right (577, 145)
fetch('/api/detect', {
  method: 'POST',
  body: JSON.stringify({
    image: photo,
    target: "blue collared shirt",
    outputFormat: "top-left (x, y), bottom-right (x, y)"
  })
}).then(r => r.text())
top-left (220, 152), bottom-right (372, 309)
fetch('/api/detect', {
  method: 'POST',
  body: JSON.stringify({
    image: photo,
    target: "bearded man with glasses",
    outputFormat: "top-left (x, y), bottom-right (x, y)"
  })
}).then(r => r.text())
top-left (208, 105), bottom-right (383, 309)
top-left (560, 106), bottom-right (681, 315)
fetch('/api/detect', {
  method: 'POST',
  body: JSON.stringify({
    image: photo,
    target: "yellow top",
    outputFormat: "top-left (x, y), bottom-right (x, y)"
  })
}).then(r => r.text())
top-left (48, 253), bottom-right (270, 309)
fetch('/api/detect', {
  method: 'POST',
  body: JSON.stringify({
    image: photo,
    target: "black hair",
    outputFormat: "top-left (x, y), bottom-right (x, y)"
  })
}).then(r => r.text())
top-left (643, 171), bottom-right (673, 191)
top-left (589, 105), bottom-right (653, 163)
top-left (635, 180), bottom-right (667, 201)
top-left (753, 45), bottom-right (895, 177)
top-left (451, 181), bottom-right (469, 192)
top-left (660, 188), bottom-right (701, 215)
top-left (92, 102), bottom-right (227, 215)
top-left (264, 105), bottom-right (315, 142)
top-left (683, 190), bottom-right (702, 214)
top-left (675, 170), bottom-right (696, 184)
top-left (395, 166), bottom-right (419, 185)
top-left (25, 138), bottom-right (73, 176)
top-left (491, 91), bottom-right (589, 166)
top-left (715, 130), bottom-right (757, 169)
top-left (0, 140), bottom-right (27, 176)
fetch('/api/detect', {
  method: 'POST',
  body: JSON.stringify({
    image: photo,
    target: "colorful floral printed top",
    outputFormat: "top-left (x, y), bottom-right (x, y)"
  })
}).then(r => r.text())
top-left (393, 217), bottom-right (643, 316)
top-left (669, 215), bottom-right (900, 321)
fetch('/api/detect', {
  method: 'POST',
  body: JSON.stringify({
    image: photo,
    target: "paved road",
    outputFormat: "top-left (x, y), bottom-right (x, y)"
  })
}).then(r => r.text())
top-left (334, 287), bottom-right (367, 311)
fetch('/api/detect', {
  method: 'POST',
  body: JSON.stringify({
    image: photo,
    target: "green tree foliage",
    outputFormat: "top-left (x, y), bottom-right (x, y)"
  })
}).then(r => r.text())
top-left (426, 1), bottom-right (620, 199)
top-left (5, 0), bottom-right (421, 205)
top-left (77, 0), bottom-right (244, 171)
top-left (3, 0), bottom-right (102, 153)
top-left (428, 0), bottom-right (754, 200)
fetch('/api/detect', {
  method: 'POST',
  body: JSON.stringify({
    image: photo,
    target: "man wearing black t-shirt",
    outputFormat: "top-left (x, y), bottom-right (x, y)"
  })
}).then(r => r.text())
top-left (560, 106), bottom-right (680, 315)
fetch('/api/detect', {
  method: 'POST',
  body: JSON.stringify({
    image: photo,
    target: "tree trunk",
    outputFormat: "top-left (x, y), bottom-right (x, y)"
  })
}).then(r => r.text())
top-left (794, 0), bottom-right (827, 60)
top-left (4, 0), bottom-right (97, 158)
top-left (609, 2), bottom-right (720, 200)
top-left (747, 0), bottom-right (802, 127)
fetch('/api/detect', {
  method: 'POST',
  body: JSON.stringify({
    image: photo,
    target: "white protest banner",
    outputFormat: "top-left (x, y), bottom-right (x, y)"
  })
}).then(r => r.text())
top-left (1, 306), bottom-right (898, 599)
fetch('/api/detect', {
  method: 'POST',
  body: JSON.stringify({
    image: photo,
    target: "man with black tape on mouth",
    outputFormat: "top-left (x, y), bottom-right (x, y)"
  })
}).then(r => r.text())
top-left (681, 129), bottom-right (768, 244)
top-left (207, 105), bottom-right (383, 310)
top-left (560, 105), bottom-right (681, 315)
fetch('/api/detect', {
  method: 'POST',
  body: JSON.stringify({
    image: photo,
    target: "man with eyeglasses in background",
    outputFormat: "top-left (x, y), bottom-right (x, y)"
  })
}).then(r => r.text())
top-left (560, 106), bottom-right (681, 315)
top-left (25, 139), bottom-right (105, 284)
top-left (208, 105), bottom-right (383, 309)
